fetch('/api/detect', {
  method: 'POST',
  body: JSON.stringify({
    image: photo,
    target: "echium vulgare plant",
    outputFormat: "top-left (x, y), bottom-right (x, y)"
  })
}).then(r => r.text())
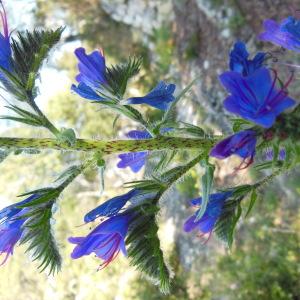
top-left (0, 1), bottom-right (300, 293)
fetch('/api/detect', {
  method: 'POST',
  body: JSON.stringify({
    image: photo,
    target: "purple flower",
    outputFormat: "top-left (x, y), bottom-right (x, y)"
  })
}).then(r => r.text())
top-left (84, 189), bottom-right (139, 222)
top-left (117, 130), bottom-right (151, 173)
top-left (117, 129), bottom-right (172, 173)
top-left (0, 2), bottom-right (11, 81)
top-left (229, 41), bottom-right (265, 76)
top-left (220, 67), bottom-right (296, 128)
top-left (183, 192), bottom-right (232, 239)
top-left (259, 16), bottom-right (300, 52)
top-left (71, 47), bottom-right (107, 101)
top-left (69, 213), bottom-right (133, 269)
top-left (0, 194), bottom-right (38, 264)
top-left (126, 81), bottom-right (176, 111)
top-left (210, 130), bottom-right (257, 169)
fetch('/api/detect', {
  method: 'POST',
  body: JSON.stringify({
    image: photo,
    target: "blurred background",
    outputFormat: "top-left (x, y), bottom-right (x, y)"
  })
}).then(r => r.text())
top-left (0, 0), bottom-right (299, 299)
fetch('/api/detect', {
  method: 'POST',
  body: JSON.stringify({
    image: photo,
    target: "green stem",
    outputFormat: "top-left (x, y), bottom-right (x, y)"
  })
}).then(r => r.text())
top-left (0, 136), bottom-right (217, 154)
top-left (28, 97), bottom-right (60, 136)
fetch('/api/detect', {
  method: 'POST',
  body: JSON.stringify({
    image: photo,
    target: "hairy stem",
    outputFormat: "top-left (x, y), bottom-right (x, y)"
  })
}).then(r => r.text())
top-left (0, 136), bottom-right (217, 154)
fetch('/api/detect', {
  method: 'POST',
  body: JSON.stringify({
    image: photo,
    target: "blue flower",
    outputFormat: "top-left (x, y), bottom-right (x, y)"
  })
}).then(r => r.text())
top-left (0, 2), bottom-right (11, 82)
top-left (229, 41), bottom-right (266, 76)
top-left (117, 130), bottom-right (151, 173)
top-left (126, 81), bottom-right (176, 111)
top-left (183, 192), bottom-right (232, 238)
top-left (259, 17), bottom-right (300, 52)
top-left (0, 194), bottom-right (38, 264)
top-left (84, 189), bottom-right (139, 222)
top-left (69, 213), bottom-right (134, 269)
top-left (71, 47), bottom-right (107, 101)
top-left (117, 129), bottom-right (172, 173)
top-left (219, 67), bottom-right (296, 128)
top-left (210, 130), bottom-right (257, 169)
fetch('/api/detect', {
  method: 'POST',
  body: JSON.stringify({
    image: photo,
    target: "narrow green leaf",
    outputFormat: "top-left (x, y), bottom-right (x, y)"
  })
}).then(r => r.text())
top-left (245, 189), bottom-right (257, 217)
top-left (195, 159), bottom-right (215, 221)
top-left (126, 204), bottom-right (171, 293)
top-left (162, 77), bottom-right (199, 123)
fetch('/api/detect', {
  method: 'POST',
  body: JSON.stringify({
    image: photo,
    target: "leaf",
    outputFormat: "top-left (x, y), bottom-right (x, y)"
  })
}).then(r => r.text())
top-left (1, 105), bottom-right (44, 127)
top-left (0, 115), bottom-right (43, 126)
top-left (124, 179), bottom-right (164, 191)
top-left (162, 77), bottom-right (199, 124)
top-left (20, 201), bottom-right (62, 274)
top-left (151, 150), bottom-right (177, 173)
top-left (195, 158), bottom-right (215, 221)
top-left (54, 165), bottom-right (82, 183)
top-left (57, 128), bottom-right (77, 146)
top-left (105, 56), bottom-right (142, 99)
top-left (230, 118), bottom-right (253, 132)
top-left (175, 122), bottom-right (206, 138)
top-left (214, 198), bottom-right (242, 247)
top-left (245, 189), bottom-right (257, 217)
top-left (126, 204), bottom-right (171, 293)
top-left (99, 100), bottom-right (147, 125)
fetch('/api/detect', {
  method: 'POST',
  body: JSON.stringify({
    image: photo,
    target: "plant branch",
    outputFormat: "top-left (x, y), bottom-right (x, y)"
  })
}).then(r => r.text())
top-left (0, 136), bottom-right (217, 154)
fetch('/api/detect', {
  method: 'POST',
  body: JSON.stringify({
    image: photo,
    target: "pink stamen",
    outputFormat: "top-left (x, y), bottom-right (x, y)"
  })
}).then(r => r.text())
top-left (267, 71), bottom-right (294, 107)
top-left (0, 1), bottom-right (8, 38)
top-left (99, 48), bottom-right (104, 57)
top-left (196, 231), bottom-right (212, 244)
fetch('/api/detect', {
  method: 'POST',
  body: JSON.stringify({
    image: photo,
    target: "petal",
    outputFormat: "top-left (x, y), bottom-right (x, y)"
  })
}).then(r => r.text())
top-left (126, 130), bottom-right (151, 140)
top-left (183, 215), bottom-right (199, 232)
top-left (248, 113), bottom-right (276, 128)
top-left (223, 95), bottom-right (244, 115)
top-left (71, 83), bottom-right (104, 101)
top-left (117, 152), bottom-right (148, 173)
top-left (84, 189), bottom-right (138, 222)
top-left (271, 96), bottom-right (296, 116)
top-left (126, 81), bottom-right (176, 111)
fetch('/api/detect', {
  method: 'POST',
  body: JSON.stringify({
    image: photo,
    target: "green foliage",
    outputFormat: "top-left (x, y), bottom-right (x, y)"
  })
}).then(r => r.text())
top-left (98, 100), bottom-right (148, 127)
top-left (10, 27), bottom-right (64, 93)
top-left (1, 104), bottom-right (43, 127)
top-left (214, 198), bottom-right (242, 247)
top-left (17, 189), bottom-right (62, 274)
top-left (159, 77), bottom-right (199, 128)
top-left (126, 203), bottom-right (171, 294)
top-left (105, 56), bottom-right (142, 99)
top-left (196, 158), bottom-right (215, 221)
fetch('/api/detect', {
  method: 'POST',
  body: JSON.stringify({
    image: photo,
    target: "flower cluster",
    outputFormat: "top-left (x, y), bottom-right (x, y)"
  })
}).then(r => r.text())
top-left (185, 14), bottom-right (300, 240)
top-left (210, 41), bottom-right (295, 168)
